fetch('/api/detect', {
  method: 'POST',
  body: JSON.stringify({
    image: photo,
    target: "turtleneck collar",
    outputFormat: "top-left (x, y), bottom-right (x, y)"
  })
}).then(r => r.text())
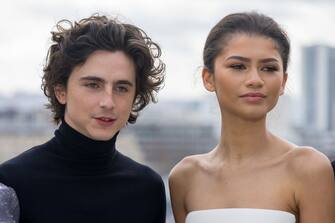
top-left (53, 120), bottom-right (118, 161)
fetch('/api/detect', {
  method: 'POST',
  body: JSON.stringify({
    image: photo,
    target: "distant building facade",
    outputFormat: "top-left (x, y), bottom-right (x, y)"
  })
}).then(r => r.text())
top-left (299, 45), bottom-right (335, 158)
top-left (302, 45), bottom-right (335, 131)
top-left (124, 98), bottom-right (219, 175)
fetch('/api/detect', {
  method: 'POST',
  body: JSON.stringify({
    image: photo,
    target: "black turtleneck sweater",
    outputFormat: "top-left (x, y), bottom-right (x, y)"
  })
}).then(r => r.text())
top-left (0, 121), bottom-right (166, 223)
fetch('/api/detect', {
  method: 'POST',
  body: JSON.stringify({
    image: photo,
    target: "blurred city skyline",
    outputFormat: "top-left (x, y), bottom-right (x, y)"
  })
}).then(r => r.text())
top-left (1, 0), bottom-right (335, 100)
top-left (1, 5), bottom-right (335, 220)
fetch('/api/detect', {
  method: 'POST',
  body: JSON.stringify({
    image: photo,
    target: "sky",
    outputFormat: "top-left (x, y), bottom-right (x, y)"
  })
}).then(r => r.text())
top-left (1, 0), bottom-right (335, 100)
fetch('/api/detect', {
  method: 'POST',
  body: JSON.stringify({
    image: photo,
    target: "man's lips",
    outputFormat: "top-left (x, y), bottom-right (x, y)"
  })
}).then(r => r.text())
top-left (94, 117), bottom-right (116, 126)
top-left (94, 117), bottom-right (116, 122)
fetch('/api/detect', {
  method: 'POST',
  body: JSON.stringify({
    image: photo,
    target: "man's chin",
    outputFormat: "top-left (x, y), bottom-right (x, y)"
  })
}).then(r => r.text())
top-left (88, 131), bottom-right (118, 141)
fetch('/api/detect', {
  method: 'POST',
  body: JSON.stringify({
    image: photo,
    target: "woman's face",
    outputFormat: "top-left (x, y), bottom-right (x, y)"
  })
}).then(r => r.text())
top-left (202, 34), bottom-right (287, 121)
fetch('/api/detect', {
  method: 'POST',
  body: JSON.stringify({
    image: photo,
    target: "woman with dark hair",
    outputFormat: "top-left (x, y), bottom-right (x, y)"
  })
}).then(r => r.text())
top-left (169, 12), bottom-right (335, 223)
top-left (0, 183), bottom-right (19, 222)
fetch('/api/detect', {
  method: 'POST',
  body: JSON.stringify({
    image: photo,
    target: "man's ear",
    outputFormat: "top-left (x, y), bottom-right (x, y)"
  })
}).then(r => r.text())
top-left (279, 72), bottom-right (288, 95)
top-left (54, 85), bottom-right (67, 105)
top-left (202, 68), bottom-right (216, 92)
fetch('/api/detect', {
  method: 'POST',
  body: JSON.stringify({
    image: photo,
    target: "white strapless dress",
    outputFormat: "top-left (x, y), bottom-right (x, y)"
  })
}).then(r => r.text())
top-left (185, 208), bottom-right (296, 223)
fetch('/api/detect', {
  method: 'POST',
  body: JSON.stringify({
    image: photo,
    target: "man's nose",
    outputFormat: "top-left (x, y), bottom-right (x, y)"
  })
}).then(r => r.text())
top-left (99, 88), bottom-right (115, 109)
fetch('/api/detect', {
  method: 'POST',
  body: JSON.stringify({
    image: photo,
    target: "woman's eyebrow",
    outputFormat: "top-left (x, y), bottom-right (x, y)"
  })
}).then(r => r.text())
top-left (226, 56), bottom-right (279, 63)
top-left (226, 56), bottom-right (250, 62)
top-left (259, 58), bottom-right (279, 63)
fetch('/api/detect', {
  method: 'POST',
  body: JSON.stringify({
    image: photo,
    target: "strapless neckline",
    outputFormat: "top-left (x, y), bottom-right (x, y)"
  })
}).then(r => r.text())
top-left (186, 208), bottom-right (296, 223)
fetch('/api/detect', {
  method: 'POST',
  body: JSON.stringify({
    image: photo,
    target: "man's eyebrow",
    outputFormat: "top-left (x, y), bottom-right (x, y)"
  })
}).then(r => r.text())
top-left (79, 76), bottom-right (134, 86)
top-left (116, 80), bottom-right (134, 87)
top-left (79, 76), bottom-right (105, 83)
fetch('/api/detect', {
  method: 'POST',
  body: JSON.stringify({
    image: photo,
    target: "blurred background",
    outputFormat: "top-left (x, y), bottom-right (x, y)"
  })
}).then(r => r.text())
top-left (1, 0), bottom-right (335, 222)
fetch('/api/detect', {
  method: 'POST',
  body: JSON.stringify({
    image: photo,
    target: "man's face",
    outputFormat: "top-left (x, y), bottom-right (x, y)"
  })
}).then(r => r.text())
top-left (55, 50), bottom-right (136, 141)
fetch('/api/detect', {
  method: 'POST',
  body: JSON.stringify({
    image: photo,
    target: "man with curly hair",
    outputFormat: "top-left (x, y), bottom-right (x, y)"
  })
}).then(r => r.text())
top-left (0, 14), bottom-right (166, 223)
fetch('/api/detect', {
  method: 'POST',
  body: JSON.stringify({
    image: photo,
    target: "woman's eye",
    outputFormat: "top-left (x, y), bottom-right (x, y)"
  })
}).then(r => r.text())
top-left (262, 66), bottom-right (278, 72)
top-left (230, 64), bottom-right (246, 70)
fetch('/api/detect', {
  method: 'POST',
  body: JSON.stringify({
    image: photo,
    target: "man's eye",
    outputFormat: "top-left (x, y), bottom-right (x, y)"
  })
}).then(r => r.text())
top-left (85, 83), bottom-right (100, 89)
top-left (230, 64), bottom-right (246, 70)
top-left (116, 86), bottom-right (128, 93)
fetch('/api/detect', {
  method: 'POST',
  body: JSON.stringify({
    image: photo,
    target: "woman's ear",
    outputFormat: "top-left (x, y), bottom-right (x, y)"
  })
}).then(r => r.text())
top-left (202, 68), bottom-right (216, 92)
top-left (54, 85), bottom-right (67, 104)
top-left (279, 72), bottom-right (288, 95)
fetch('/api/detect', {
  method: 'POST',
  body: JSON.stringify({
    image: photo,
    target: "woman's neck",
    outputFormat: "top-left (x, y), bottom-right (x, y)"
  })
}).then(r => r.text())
top-left (216, 113), bottom-right (274, 165)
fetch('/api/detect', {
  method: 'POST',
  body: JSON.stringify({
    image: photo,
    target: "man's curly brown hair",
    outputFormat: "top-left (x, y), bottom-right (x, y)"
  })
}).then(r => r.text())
top-left (42, 14), bottom-right (165, 124)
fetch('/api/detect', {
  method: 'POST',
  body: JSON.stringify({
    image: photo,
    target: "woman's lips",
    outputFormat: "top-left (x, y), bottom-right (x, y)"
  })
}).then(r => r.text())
top-left (240, 92), bottom-right (266, 102)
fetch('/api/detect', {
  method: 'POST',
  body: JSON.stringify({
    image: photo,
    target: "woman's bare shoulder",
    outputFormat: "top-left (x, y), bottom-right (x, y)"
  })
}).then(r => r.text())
top-left (285, 147), bottom-right (335, 221)
top-left (169, 153), bottom-right (210, 186)
top-left (285, 146), bottom-right (333, 179)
